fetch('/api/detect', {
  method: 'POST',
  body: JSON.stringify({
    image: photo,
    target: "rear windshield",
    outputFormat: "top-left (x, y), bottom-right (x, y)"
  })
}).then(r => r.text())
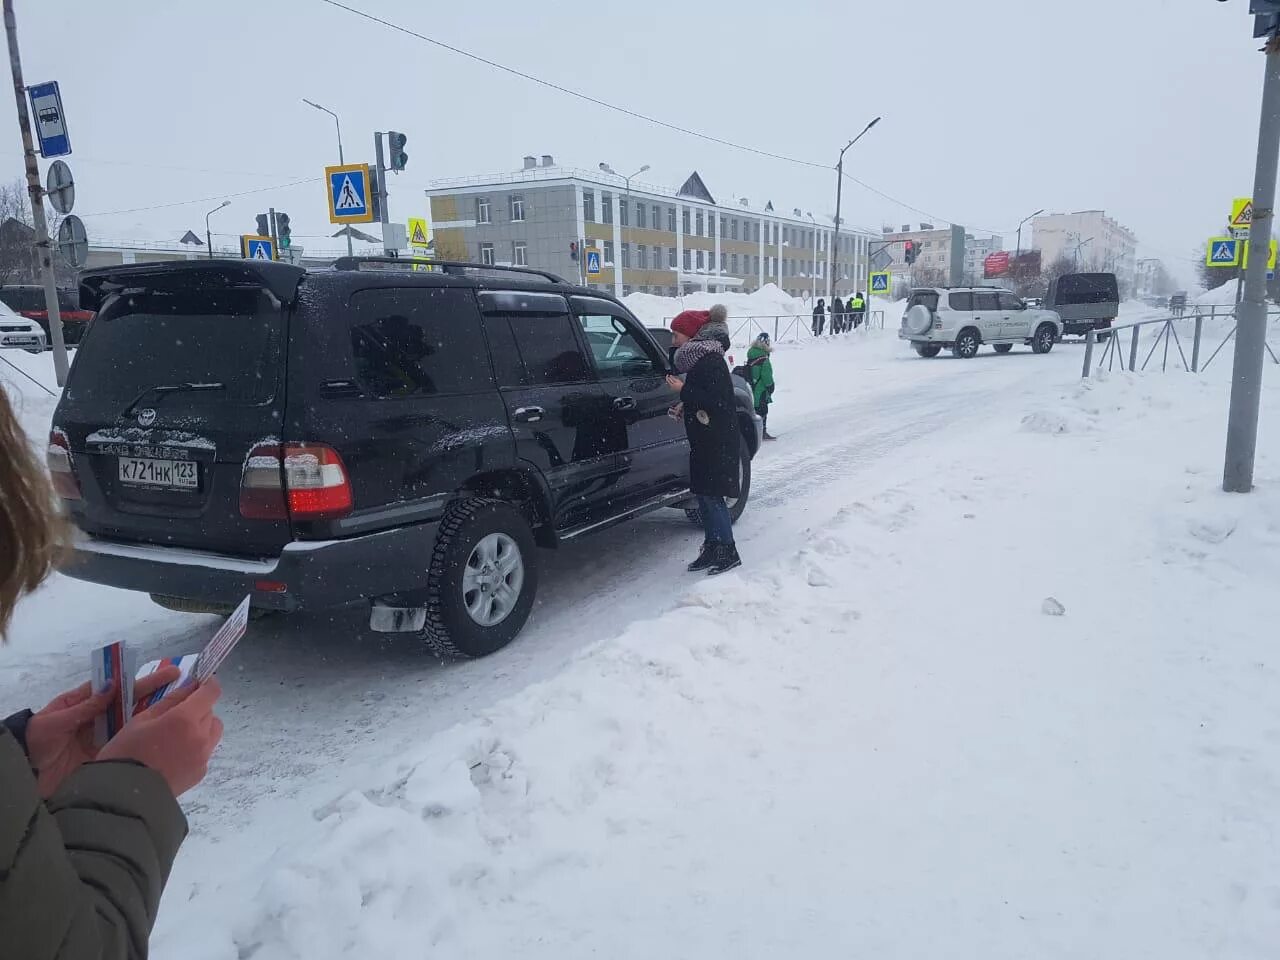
top-left (65, 285), bottom-right (281, 409)
top-left (908, 290), bottom-right (939, 312)
top-left (0, 288), bottom-right (40, 312)
top-left (1055, 274), bottom-right (1118, 305)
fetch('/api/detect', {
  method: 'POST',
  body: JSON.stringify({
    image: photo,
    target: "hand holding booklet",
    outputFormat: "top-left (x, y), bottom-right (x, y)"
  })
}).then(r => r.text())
top-left (91, 595), bottom-right (250, 743)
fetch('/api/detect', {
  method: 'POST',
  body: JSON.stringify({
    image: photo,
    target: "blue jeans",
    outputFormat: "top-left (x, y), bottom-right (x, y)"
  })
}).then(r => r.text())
top-left (696, 495), bottom-right (734, 545)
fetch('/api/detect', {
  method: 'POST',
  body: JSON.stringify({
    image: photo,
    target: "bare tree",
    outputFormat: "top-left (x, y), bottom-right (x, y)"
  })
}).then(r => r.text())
top-left (0, 177), bottom-right (71, 286)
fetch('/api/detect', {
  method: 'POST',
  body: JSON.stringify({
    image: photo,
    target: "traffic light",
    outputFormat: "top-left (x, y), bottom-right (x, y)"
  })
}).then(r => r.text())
top-left (388, 131), bottom-right (408, 172)
top-left (256, 213), bottom-right (270, 237)
top-left (903, 240), bottom-right (917, 265)
top-left (276, 212), bottom-right (291, 249)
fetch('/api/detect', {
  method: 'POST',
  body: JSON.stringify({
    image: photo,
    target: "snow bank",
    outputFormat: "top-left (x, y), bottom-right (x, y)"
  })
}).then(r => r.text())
top-left (158, 357), bottom-right (1280, 959)
top-left (623, 282), bottom-right (805, 328)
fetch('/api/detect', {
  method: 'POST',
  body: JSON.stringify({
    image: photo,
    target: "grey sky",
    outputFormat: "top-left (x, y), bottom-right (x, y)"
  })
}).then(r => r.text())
top-left (4, 0), bottom-right (1262, 286)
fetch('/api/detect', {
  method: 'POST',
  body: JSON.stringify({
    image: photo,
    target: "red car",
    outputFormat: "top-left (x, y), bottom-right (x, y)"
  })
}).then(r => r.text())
top-left (0, 285), bottom-right (94, 346)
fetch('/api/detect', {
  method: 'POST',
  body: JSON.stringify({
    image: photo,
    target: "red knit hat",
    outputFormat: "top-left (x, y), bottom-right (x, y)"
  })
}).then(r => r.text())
top-left (671, 309), bottom-right (710, 339)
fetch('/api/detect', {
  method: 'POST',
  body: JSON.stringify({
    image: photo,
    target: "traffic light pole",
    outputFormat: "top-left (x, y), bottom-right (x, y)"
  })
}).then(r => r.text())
top-left (5, 0), bottom-right (67, 386)
top-left (1224, 37), bottom-right (1280, 493)
top-left (374, 132), bottom-right (392, 257)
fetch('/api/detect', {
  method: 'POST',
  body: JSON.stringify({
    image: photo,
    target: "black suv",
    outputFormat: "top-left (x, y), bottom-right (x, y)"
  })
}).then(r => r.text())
top-left (52, 258), bottom-right (761, 657)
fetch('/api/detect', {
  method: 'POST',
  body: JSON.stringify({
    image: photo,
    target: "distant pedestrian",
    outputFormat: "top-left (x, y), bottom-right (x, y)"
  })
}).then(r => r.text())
top-left (811, 298), bottom-right (826, 337)
top-left (747, 332), bottom-right (776, 441)
top-left (0, 386), bottom-right (224, 959)
top-left (667, 305), bottom-right (743, 576)
top-left (850, 291), bottom-right (866, 329)
top-left (830, 297), bottom-right (845, 334)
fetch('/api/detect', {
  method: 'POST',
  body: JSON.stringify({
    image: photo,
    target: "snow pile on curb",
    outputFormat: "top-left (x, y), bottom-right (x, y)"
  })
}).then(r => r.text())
top-left (623, 283), bottom-right (805, 328)
top-left (166, 367), bottom-right (1280, 960)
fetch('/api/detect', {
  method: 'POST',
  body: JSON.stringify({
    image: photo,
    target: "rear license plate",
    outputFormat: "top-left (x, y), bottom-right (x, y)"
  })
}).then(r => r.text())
top-left (118, 457), bottom-right (198, 490)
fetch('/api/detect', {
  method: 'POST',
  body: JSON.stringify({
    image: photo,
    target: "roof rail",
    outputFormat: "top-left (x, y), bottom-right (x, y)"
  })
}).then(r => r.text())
top-left (330, 256), bottom-right (567, 284)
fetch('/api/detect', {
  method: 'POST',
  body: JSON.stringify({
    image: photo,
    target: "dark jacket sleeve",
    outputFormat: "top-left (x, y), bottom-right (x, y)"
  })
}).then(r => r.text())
top-left (0, 729), bottom-right (187, 960)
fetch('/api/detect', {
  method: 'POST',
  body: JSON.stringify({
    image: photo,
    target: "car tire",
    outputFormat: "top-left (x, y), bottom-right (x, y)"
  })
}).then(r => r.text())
top-left (952, 328), bottom-right (981, 359)
top-left (423, 497), bottom-right (538, 659)
top-left (1032, 323), bottom-right (1057, 355)
top-left (993, 343), bottom-right (1013, 354)
top-left (685, 434), bottom-right (753, 527)
top-left (914, 343), bottom-right (942, 358)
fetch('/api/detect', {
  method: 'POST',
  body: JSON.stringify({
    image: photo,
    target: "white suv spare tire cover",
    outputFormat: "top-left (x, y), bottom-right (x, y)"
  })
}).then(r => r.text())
top-left (904, 304), bottom-right (932, 336)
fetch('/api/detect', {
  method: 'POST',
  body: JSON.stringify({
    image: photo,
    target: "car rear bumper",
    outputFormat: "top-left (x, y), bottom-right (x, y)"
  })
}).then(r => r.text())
top-left (64, 523), bottom-right (441, 612)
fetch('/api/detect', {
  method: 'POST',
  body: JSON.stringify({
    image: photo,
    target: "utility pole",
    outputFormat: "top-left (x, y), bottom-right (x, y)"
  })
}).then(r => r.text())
top-left (374, 132), bottom-right (391, 257)
top-left (5, 0), bottom-right (67, 385)
top-left (1224, 33), bottom-right (1280, 493)
top-left (827, 117), bottom-right (881, 303)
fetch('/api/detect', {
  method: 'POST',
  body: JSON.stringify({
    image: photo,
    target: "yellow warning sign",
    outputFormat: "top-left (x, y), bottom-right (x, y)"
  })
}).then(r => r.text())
top-left (407, 216), bottom-right (429, 247)
top-left (1241, 238), bottom-right (1278, 271)
top-left (1231, 197), bottom-right (1254, 230)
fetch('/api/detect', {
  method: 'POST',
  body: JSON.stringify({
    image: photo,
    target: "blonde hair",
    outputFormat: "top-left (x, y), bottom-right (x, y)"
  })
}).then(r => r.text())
top-left (0, 387), bottom-right (62, 639)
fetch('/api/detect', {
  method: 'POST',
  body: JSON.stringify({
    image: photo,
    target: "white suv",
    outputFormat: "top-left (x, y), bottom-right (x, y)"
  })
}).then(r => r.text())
top-left (899, 287), bottom-right (1062, 359)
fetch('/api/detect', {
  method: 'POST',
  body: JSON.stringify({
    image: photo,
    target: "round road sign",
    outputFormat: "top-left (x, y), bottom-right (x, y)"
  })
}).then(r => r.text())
top-left (45, 160), bottom-right (74, 215)
top-left (56, 214), bottom-right (88, 268)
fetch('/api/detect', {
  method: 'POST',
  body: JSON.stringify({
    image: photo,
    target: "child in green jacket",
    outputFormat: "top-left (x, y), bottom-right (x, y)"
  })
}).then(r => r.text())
top-left (747, 333), bottom-right (777, 440)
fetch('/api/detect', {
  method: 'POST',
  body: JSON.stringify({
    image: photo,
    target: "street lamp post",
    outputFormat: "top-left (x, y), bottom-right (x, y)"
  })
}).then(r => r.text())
top-left (1015, 208), bottom-right (1044, 258)
top-left (828, 116), bottom-right (881, 301)
top-left (303, 98), bottom-right (351, 255)
top-left (599, 161), bottom-right (650, 230)
top-left (205, 200), bottom-right (230, 260)
top-left (1072, 235), bottom-right (1094, 269)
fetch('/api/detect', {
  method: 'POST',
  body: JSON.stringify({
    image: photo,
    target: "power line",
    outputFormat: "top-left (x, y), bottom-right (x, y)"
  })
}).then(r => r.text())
top-left (316, 0), bottom-right (831, 171)
top-left (78, 177), bottom-right (322, 217)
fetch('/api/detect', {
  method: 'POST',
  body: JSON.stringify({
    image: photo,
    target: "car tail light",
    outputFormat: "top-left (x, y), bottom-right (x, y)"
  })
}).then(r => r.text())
top-left (46, 429), bottom-right (81, 501)
top-left (284, 445), bottom-right (353, 519)
top-left (239, 443), bottom-right (352, 521)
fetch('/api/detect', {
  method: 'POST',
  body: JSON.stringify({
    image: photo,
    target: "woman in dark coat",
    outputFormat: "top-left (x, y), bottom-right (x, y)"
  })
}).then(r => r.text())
top-left (666, 305), bottom-right (742, 575)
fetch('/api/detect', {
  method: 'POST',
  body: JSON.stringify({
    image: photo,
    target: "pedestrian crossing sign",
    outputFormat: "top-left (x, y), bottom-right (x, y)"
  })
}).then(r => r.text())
top-left (407, 216), bottom-right (430, 247)
top-left (1206, 237), bottom-right (1240, 268)
top-left (585, 248), bottom-right (603, 278)
top-left (241, 235), bottom-right (275, 261)
top-left (326, 163), bottom-right (374, 224)
top-left (870, 271), bottom-right (891, 295)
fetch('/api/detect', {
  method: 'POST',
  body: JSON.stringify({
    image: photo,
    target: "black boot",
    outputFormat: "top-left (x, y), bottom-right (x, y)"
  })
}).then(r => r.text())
top-left (687, 542), bottom-right (715, 572)
top-left (706, 543), bottom-right (742, 576)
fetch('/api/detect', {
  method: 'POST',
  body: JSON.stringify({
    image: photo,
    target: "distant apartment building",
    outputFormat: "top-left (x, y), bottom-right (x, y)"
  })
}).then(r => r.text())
top-left (880, 224), bottom-right (956, 280)
top-left (963, 234), bottom-right (1004, 283)
top-left (425, 156), bottom-right (873, 301)
top-left (1031, 210), bottom-right (1138, 292)
top-left (1134, 258), bottom-right (1168, 299)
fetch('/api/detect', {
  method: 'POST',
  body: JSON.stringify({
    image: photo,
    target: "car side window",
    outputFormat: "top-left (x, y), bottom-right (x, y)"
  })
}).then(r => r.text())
top-left (972, 291), bottom-right (1001, 312)
top-left (501, 312), bottom-right (593, 386)
top-left (948, 292), bottom-right (974, 311)
top-left (575, 313), bottom-right (661, 378)
top-left (347, 288), bottom-right (491, 399)
top-left (482, 316), bottom-right (527, 388)
top-left (997, 292), bottom-right (1025, 311)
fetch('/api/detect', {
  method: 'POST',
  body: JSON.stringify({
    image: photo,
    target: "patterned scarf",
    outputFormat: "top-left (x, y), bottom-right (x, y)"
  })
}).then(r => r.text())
top-left (674, 331), bottom-right (726, 373)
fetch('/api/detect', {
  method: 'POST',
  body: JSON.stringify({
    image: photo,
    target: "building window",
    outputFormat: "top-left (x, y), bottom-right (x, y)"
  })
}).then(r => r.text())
top-left (720, 253), bottom-right (727, 272)
top-left (754, 222), bottom-right (761, 243)
top-left (638, 244), bottom-right (648, 269)
top-left (604, 240), bottom-right (615, 264)
top-left (731, 219), bottom-right (739, 240)
top-left (696, 250), bottom-right (705, 270)
top-left (509, 195), bottom-right (525, 222)
top-left (682, 208), bottom-right (691, 235)
top-left (653, 245), bottom-right (662, 268)
top-left (622, 285), bottom-right (633, 297)
top-left (636, 203), bottom-right (646, 229)
top-left (479, 242), bottom-right (495, 265)
top-left (720, 215), bottom-right (728, 238)
top-left (602, 192), bottom-right (614, 224)
top-left (753, 255), bottom-right (760, 274)
top-left (477, 197), bottom-right (491, 224)
top-left (667, 207), bottom-right (677, 233)
top-left (695, 210), bottom-right (704, 237)
top-left (619, 199), bottom-right (629, 227)
top-left (513, 241), bottom-right (527, 266)
top-left (669, 247), bottom-right (677, 269)
top-left (583, 189), bottom-right (595, 223)
top-left (621, 243), bottom-right (631, 268)
top-left (731, 253), bottom-right (739, 273)
top-left (683, 249), bottom-right (692, 271)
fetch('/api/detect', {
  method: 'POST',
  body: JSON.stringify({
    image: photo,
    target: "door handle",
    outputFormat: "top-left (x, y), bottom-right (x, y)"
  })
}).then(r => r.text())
top-left (513, 406), bottom-right (545, 423)
top-left (613, 396), bottom-right (637, 411)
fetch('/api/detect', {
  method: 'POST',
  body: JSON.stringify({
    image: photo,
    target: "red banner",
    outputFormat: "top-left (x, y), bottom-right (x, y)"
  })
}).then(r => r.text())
top-left (984, 251), bottom-right (1011, 278)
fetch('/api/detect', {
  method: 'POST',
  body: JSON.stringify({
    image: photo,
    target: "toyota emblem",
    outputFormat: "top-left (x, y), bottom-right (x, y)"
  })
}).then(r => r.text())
top-left (137, 408), bottom-right (157, 427)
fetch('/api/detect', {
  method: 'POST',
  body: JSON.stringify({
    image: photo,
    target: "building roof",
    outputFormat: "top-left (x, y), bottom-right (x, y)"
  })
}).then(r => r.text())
top-left (676, 171), bottom-right (715, 205)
